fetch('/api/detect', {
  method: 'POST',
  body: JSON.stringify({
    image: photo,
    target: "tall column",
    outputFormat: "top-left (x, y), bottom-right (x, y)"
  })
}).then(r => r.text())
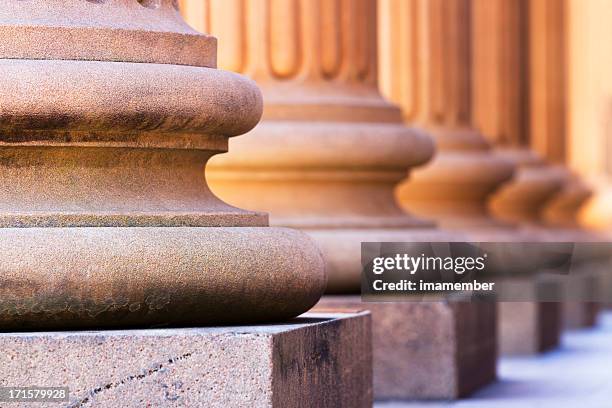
top-left (380, 0), bottom-right (515, 229)
top-left (471, 0), bottom-right (592, 228)
top-left (181, 0), bottom-right (446, 293)
top-left (182, 1), bottom-right (497, 401)
top-left (527, 0), bottom-right (593, 228)
top-left (472, 0), bottom-right (607, 340)
top-left (380, 0), bottom-right (569, 357)
top-left (566, 0), bottom-right (612, 230)
top-left (542, 1), bottom-right (593, 229)
top-left (0, 0), bottom-right (326, 329)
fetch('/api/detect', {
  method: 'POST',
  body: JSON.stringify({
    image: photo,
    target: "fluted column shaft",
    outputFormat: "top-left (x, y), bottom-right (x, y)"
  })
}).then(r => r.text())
top-left (472, 0), bottom-right (589, 226)
top-left (181, 0), bottom-right (446, 293)
top-left (380, 0), bottom-right (515, 229)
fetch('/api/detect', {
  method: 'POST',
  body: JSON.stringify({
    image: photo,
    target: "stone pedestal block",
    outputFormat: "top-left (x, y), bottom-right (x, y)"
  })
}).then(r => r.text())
top-left (315, 296), bottom-right (496, 400)
top-left (562, 271), bottom-right (601, 329)
top-left (0, 312), bottom-right (372, 408)
top-left (497, 277), bottom-right (562, 355)
top-left (498, 302), bottom-right (561, 355)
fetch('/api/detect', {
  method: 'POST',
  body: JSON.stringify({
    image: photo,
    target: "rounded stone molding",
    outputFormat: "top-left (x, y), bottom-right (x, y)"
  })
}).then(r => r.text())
top-left (309, 229), bottom-right (465, 293)
top-left (0, 227), bottom-right (326, 329)
top-left (396, 128), bottom-right (516, 228)
top-left (542, 171), bottom-right (594, 227)
top-left (0, 0), bottom-right (327, 327)
top-left (0, 0), bottom-right (215, 67)
top-left (489, 149), bottom-right (566, 224)
top-left (0, 59), bottom-right (262, 144)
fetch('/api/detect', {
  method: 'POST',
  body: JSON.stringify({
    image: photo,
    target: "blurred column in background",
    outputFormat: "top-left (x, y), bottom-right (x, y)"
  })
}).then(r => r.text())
top-left (473, 0), bottom-right (606, 333)
top-left (529, 0), bottom-right (610, 325)
top-left (180, 0), bottom-right (497, 401)
top-left (185, 0), bottom-right (438, 293)
top-left (379, 0), bottom-right (535, 355)
top-left (529, 0), bottom-right (593, 229)
top-left (470, 0), bottom-right (567, 228)
top-left (381, 0), bottom-right (516, 230)
top-left (567, 0), bottom-right (612, 232)
top-left (566, 0), bottom-right (612, 310)
top-left (471, 0), bottom-right (568, 353)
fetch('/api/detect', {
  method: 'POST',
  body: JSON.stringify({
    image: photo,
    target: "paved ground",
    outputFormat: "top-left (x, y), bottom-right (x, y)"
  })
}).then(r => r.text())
top-left (376, 311), bottom-right (612, 408)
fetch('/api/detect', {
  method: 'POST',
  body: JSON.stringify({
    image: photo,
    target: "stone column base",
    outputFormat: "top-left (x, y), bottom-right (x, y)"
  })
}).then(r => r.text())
top-left (0, 312), bottom-right (372, 408)
top-left (497, 277), bottom-right (563, 355)
top-left (314, 296), bottom-right (496, 400)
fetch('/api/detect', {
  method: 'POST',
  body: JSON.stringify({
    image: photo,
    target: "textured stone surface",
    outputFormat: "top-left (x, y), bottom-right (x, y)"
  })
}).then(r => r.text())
top-left (315, 296), bottom-right (497, 400)
top-left (562, 271), bottom-right (601, 329)
top-left (0, 0), bottom-right (216, 67)
top-left (379, 1), bottom-right (516, 229)
top-left (0, 0), bottom-right (327, 328)
top-left (306, 229), bottom-right (465, 293)
top-left (0, 227), bottom-right (325, 329)
top-left (0, 312), bottom-right (372, 408)
top-left (375, 312), bottom-right (612, 408)
top-left (497, 278), bottom-right (563, 355)
top-left (179, 0), bottom-right (443, 293)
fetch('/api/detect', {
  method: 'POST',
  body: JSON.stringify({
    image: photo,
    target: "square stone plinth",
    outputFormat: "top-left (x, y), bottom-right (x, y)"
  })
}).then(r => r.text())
top-left (564, 302), bottom-right (600, 329)
top-left (497, 277), bottom-right (563, 355)
top-left (498, 301), bottom-right (562, 355)
top-left (0, 312), bottom-right (372, 408)
top-left (314, 296), bottom-right (496, 400)
top-left (562, 270), bottom-right (601, 329)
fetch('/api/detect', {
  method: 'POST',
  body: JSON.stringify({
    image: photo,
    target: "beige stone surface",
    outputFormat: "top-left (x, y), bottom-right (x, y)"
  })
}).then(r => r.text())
top-left (0, 0), bottom-right (327, 327)
top-left (315, 296), bottom-right (497, 400)
top-left (489, 150), bottom-right (567, 224)
top-left (180, 0), bottom-right (442, 293)
top-left (0, 0), bottom-right (217, 67)
top-left (379, 0), bottom-right (516, 230)
top-left (0, 312), bottom-right (372, 408)
top-left (0, 227), bottom-right (325, 329)
top-left (566, 0), bottom-right (612, 230)
top-left (497, 279), bottom-right (562, 355)
top-left (308, 228), bottom-right (467, 293)
top-left (470, 0), bottom-right (595, 231)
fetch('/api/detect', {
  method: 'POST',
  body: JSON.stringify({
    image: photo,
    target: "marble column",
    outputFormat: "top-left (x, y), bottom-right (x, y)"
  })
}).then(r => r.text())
top-left (0, 0), bottom-right (327, 329)
top-left (380, 0), bottom-right (516, 230)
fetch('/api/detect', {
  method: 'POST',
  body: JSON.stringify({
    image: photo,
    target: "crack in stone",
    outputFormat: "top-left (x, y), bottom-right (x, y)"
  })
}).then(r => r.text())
top-left (67, 352), bottom-right (192, 408)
